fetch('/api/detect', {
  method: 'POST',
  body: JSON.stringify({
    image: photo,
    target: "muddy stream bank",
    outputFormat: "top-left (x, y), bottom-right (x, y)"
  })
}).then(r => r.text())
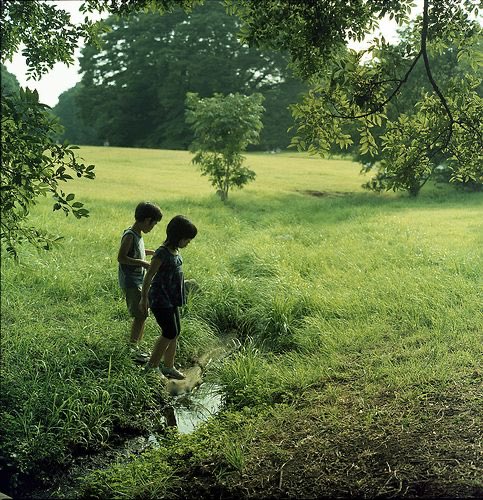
top-left (4, 341), bottom-right (236, 499)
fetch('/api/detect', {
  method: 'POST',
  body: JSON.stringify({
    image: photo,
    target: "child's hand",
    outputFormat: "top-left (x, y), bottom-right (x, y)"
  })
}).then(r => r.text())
top-left (141, 260), bottom-right (150, 269)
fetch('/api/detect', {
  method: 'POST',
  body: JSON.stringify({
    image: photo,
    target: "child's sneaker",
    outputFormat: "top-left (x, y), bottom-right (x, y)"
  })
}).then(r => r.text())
top-left (130, 347), bottom-right (150, 364)
top-left (143, 364), bottom-right (168, 381)
top-left (161, 366), bottom-right (186, 380)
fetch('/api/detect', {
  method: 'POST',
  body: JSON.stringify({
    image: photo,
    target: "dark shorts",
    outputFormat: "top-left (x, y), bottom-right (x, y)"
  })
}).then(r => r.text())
top-left (151, 306), bottom-right (180, 340)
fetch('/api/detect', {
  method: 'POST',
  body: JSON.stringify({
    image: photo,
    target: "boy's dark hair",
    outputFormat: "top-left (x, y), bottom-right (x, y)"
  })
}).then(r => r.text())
top-left (135, 202), bottom-right (162, 222)
top-left (165, 215), bottom-right (197, 247)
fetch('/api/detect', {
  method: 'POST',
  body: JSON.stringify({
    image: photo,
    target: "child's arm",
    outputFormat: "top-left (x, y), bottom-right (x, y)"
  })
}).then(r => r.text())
top-left (145, 249), bottom-right (155, 256)
top-left (139, 256), bottom-right (162, 314)
top-left (118, 233), bottom-right (150, 269)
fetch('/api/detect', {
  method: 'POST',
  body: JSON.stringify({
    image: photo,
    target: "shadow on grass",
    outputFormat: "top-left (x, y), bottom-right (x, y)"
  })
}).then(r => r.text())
top-left (197, 184), bottom-right (483, 229)
top-left (86, 179), bottom-right (482, 221)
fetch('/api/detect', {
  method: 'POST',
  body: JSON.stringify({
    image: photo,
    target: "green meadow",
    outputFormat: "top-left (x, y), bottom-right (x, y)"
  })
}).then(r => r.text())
top-left (1, 146), bottom-right (482, 498)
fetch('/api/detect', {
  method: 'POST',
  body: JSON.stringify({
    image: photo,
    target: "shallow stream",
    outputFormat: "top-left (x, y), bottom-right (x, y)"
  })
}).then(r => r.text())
top-left (165, 382), bottom-right (224, 434)
top-left (8, 382), bottom-right (224, 499)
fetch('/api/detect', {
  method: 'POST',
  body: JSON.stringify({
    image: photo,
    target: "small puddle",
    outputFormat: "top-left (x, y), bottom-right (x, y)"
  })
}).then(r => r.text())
top-left (164, 382), bottom-right (223, 434)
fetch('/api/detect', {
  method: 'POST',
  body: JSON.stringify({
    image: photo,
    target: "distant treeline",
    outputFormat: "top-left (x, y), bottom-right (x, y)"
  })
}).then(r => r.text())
top-left (51, 2), bottom-right (307, 151)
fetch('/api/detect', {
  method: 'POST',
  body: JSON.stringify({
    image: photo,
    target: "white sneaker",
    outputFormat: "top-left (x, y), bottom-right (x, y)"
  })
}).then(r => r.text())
top-left (161, 366), bottom-right (186, 380)
top-left (143, 364), bottom-right (168, 381)
top-left (130, 349), bottom-right (150, 363)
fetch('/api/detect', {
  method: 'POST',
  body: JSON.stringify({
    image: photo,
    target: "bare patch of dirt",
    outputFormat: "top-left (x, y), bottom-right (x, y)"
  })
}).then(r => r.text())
top-left (176, 377), bottom-right (482, 499)
top-left (297, 189), bottom-right (351, 198)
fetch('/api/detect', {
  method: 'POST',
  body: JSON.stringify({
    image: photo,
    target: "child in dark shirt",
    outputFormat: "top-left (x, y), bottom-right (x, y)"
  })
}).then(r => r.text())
top-left (140, 215), bottom-right (197, 379)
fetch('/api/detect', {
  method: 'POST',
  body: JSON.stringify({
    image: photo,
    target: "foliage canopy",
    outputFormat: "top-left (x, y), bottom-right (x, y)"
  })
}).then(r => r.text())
top-left (75, 2), bottom-right (303, 150)
top-left (225, 0), bottom-right (482, 195)
top-left (1, 63), bottom-right (20, 96)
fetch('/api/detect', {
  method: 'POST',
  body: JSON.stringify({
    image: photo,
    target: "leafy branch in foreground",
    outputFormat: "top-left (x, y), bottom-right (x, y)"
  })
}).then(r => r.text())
top-left (1, 88), bottom-right (95, 259)
top-left (228, 0), bottom-right (482, 195)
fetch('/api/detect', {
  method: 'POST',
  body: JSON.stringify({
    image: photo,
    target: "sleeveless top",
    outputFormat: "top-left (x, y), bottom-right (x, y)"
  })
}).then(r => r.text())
top-left (118, 228), bottom-right (146, 289)
top-left (149, 245), bottom-right (186, 308)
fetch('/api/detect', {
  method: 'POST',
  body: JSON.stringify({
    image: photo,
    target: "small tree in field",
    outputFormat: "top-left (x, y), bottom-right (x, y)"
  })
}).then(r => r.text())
top-left (186, 92), bottom-right (264, 201)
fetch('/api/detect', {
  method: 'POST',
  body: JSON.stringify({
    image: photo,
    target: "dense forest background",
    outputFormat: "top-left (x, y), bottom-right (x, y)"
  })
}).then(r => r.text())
top-left (58, 2), bottom-right (306, 151)
top-left (1, 2), bottom-right (477, 156)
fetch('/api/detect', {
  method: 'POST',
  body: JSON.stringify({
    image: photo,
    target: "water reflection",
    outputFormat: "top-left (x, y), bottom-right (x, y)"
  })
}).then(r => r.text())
top-left (164, 383), bottom-right (223, 434)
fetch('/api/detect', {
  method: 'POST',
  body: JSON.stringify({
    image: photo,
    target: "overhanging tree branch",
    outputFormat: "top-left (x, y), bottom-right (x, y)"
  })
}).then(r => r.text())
top-left (328, 50), bottom-right (423, 119)
top-left (421, 0), bottom-right (454, 149)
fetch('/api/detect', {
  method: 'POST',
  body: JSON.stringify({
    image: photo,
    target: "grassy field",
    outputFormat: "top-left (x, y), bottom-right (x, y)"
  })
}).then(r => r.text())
top-left (1, 146), bottom-right (482, 498)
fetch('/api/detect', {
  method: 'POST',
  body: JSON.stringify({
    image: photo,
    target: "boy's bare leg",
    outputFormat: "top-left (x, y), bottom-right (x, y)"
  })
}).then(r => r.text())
top-left (163, 339), bottom-right (177, 369)
top-left (148, 336), bottom-right (171, 368)
top-left (130, 318), bottom-right (145, 344)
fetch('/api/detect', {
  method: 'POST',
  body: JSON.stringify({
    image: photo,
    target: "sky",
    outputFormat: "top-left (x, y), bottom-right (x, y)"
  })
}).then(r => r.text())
top-left (4, 1), bottom-right (105, 107)
top-left (4, 1), bottom-right (417, 108)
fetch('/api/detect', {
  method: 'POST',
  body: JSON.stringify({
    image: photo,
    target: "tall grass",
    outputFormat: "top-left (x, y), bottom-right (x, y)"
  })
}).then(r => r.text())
top-left (1, 146), bottom-right (482, 496)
